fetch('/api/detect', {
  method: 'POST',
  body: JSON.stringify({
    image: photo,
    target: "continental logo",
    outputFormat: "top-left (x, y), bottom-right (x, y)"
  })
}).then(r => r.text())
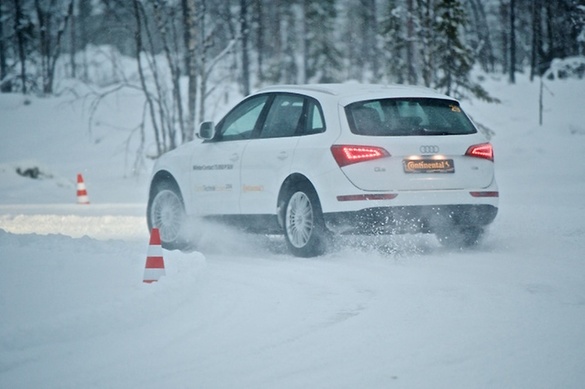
top-left (242, 185), bottom-right (264, 192)
top-left (404, 159), bottom-right (454, 173)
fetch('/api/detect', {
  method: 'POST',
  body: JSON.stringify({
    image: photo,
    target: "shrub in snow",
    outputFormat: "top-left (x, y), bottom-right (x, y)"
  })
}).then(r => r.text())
top-left (545, 56), bottom-right (585, 80)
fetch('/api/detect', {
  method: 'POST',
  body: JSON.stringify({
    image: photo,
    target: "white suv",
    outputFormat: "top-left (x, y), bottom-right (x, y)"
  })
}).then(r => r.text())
top-left (147, 84), bottom-right (498, 256)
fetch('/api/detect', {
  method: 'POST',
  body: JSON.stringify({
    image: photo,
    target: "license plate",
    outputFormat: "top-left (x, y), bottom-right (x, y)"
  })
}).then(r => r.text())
top-left (403, 158), bottom-right (455, 173)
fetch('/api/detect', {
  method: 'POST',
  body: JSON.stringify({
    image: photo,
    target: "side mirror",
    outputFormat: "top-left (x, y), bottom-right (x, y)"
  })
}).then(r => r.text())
top-left (198, 121), bottom-right (215, 140)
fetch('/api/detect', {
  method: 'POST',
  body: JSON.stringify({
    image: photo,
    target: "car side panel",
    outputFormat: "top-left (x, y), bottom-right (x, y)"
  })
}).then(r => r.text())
top-left (188, 139), bottom-right (248, 215)
top-left (239, 136), bottom-right (300, 214)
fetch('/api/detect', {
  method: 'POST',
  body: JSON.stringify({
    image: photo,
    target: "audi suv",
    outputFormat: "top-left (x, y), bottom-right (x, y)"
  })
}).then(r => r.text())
top-left (147, 84), bottom-right (498, 256)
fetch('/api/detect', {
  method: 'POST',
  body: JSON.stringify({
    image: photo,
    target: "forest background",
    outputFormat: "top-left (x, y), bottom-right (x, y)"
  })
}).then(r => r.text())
top-left (1, 0), bottom-right (584, 156)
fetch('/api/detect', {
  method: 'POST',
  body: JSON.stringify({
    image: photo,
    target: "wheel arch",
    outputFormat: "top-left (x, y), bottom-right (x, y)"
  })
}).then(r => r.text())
top-left (148, 170), bottom-right (182, 201)
top-left (276, 173), bottom-right (321, 228)
top-left (147, 170), bottom-right (191, 250)
top-left (147, 171), bottom-right (188, 228)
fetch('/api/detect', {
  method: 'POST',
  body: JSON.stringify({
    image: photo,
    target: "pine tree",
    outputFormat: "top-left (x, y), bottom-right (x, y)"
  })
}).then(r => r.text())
top-left (433, 0), bottom-right (496, 101)
top-left (305, 0), bottom-right (342, 83)
top-left (381, 0), bottom-right (408, 83)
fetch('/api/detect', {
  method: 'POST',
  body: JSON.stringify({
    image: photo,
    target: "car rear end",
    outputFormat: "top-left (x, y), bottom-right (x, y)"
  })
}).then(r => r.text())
top-left (322, 89), bottom-right (498, 242)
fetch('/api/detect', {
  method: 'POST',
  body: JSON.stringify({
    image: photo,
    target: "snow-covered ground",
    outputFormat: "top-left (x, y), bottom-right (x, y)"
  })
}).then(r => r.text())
top-left (1, 73), bottom-right (585, 388)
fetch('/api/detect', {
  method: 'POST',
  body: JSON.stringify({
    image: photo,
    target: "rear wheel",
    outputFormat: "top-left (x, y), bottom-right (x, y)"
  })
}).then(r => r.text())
top-left (436, 226), bottom-right (484, 249)
top-left (283, 186), bottom-right (329, 257)
top-left (147, 180), bottom-right (188, 250)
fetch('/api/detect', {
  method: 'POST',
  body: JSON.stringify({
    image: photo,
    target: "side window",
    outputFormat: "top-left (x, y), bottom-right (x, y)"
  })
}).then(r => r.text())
top-left (217, 95), bottom-right (269, 141)
top-left (304, 99), bottom-right (326, 135)
top-left (260, 94), bottom-right (304, 138)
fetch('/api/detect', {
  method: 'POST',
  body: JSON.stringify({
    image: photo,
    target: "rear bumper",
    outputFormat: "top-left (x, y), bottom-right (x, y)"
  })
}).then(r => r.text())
top-left (323, 204), bottom-right (498, 235)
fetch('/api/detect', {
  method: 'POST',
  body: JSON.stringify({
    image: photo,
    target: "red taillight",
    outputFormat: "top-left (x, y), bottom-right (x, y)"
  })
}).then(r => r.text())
top-left (331, 145), bottom-right (390, 167)
top-left (465, 143), bottom-right (494, 161)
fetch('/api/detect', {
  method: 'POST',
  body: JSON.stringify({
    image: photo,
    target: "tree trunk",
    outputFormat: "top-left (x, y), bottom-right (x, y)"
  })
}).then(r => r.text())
top-left (34, 0), bottom-right (50, 94)
top-left (48, 0), bottom-right (74, 94)
top-left (406, 0), bottom-right (418, 84)
top-left (34, 0), bottom-right (73, 95)
top-left (0, 3), bottom-right (12, 92)
top-left (240, 0), bottom-right (250, 96)
top-left (79, 0), bottom-right (91, 82)
top-left (298, 1), bottom-right (307, 84)
top-left (509, 0), bottom-right (516, 84)
top-left (544, 1), bottom-right (555, 66)
top-left (469, 0), bottom-right (495, 72)
top-left (13, 0), bottom-right (27, 93)
top-left (500, 0), bottom-right (509, 75)
top-left (530, 0), bottom-right (542, 81)
top-left (132, 0), bottom-right (163, 156)
top-left (419, 0), bottom-right (433, 87)
top-left (182, 0), bottom-right (197, 142)
top-left (153, 0), bottom-right (181, 149)
top-left (253, 0), bottom-right (265, 84)
top-left (198, 0), bottom-right (207, 123)
top-left (69, 0), bottom-right (76, 79)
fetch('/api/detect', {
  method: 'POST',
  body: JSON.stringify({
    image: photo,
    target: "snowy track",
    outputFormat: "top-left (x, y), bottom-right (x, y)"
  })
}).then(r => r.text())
top-left (2, 208), bottom-right (585, 388)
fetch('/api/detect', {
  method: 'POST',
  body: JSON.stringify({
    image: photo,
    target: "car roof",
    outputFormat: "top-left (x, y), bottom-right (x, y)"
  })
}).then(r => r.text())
top-left (254, 83), bottom-right (456, 106)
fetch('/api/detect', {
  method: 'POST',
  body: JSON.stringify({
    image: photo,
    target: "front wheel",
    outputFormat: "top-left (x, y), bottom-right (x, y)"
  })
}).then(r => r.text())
top-left (147, 180), bottom-right (188, 250)
top-left (283, 186), bottom-right (329, 257)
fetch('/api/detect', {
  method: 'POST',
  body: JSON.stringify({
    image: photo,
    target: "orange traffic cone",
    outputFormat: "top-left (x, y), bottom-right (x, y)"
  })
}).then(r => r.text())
top-left (143, 228), bottom-right (166, 283)
top-left (76, 173), bottom-right (90, 204)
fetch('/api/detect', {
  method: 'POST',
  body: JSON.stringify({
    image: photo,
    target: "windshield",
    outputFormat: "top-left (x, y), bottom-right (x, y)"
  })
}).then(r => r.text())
top-left (345, 98), bottom-right (477, 136)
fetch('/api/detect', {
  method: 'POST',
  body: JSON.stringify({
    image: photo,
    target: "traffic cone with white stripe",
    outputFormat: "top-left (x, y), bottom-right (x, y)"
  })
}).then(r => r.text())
top-left (143, 228), bottom-right (165, 283)
top-left (76, 173), bottom-right (90, 204)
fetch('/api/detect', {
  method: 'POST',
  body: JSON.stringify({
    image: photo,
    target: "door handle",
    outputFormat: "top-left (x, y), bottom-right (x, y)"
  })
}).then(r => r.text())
top-left (230, 153), bottom-right (239, 162)
top-left (277, 151), bottom-right (288, 161)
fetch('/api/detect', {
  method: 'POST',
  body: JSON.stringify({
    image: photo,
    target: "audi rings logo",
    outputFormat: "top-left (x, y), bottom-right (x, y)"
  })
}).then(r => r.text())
top-left (420, 145), bottom-right (440, 154)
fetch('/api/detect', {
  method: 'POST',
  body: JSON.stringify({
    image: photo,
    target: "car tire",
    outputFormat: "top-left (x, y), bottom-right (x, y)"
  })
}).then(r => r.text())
top-left (283, 185), bottom-right (329, 257)
top-left (147, 180), bottom-right (189, 251)
top-left (436, 226), bottom-right (483, 249)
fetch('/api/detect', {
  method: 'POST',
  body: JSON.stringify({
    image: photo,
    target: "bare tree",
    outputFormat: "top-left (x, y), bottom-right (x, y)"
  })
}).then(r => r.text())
top-left (467, 0), bottom-right (496, 72)
top-left (239, 0), bottom-right (250, 96)
top-left (0, 2), bottom-right (12, 92)
top-left (132, 0), bottom-right (163, 156)
top-left (381, 0), bottom-right (408, 83)
top-left (34, 0), bottom-right (74, 94)
top-left (406, 0), bottom-right (418, 84)
top-left (530, 0), bottom-right (543, 81)
top-left (509, 0), bottom-right (516, 83)
top-left (13, 0), bottom-right (29, 93)
top-left (152, 0), bottom-right (185, 144)
top-left (418, 0), bottom-right (434, 87)
top-left (182, 0), bottom-right (197, 141)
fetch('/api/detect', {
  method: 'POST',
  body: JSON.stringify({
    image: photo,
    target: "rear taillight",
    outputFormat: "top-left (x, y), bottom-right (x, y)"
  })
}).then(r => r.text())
top-left (331, 145), bottom-right (390, 167)
top-left (465, 143), bottom-right (494, 161)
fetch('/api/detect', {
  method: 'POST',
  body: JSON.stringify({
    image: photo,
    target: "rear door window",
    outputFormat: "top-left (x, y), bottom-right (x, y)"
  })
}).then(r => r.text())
top-left (259, 94), bottom-right (326, 138)
top-left (260, 94), bottom-right (304, 138)
top-left (345, 98), bottom-right (477, 136)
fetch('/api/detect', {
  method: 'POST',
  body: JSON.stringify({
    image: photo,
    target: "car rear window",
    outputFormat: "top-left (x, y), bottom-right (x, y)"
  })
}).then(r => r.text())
top-left (345, 98), bottom-right (477, 136)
